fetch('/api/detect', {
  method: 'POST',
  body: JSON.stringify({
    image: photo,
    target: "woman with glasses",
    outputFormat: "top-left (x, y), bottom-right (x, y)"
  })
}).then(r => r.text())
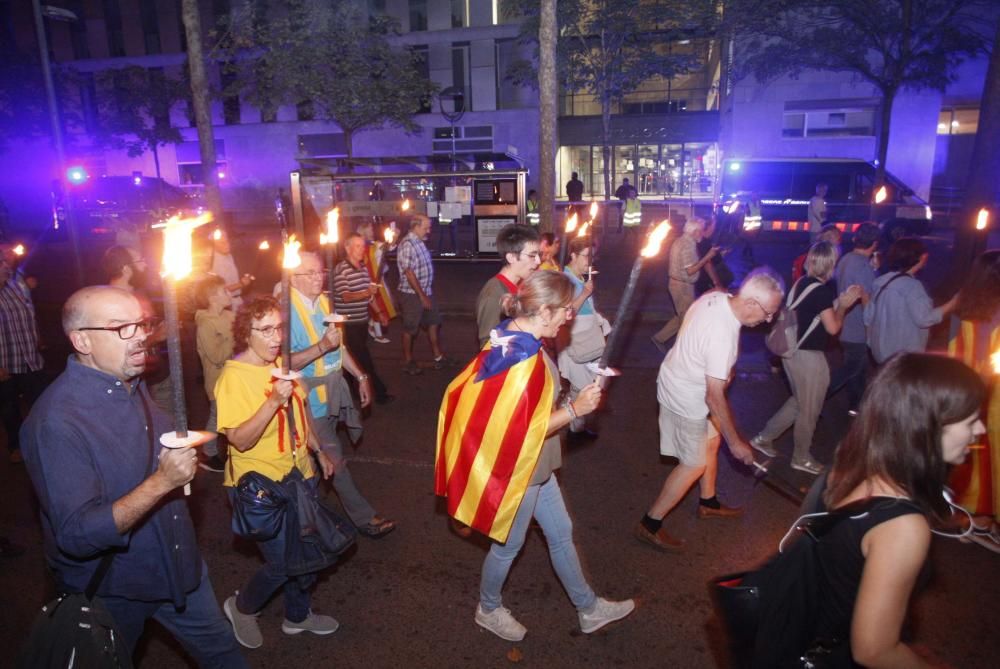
top-left (436, 271), bottom-right (634, 642)
top-left (558, 236), bottom-right (610, 442)
top-left (751, 241), bottom-right (863, 475)
top-left (214, 296), bottom-right (337, 649)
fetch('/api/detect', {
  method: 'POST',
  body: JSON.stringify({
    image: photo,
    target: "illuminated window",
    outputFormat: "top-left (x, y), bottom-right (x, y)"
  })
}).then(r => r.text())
top-left (938, 108), bottom-right (979, 135)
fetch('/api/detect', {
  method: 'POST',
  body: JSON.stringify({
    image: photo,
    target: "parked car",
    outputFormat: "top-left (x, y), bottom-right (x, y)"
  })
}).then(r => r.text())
top-left (71, 175), bottom-right (200, 244)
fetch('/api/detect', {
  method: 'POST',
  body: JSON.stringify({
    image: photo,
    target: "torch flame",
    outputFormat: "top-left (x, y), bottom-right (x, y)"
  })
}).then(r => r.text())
top-left (992, 349), bottom-right (1000, 375)
top-left (401, 199), bottom-right (411, 211)
top-left (565, 213), bottom-right (579, 234)
top-left (976, 208), bottom-right (990, 231)
top-left (874, 186), bottom-right (887, 204)
top-left (577, 222), bottom-right (590, 237)
top-left (384, 227), bottom-right (396, 244)
top-left (324, 208), bottom-right (339, 245)
top-left (212, 228), bottom-right (222, 241)
top-left (12, 243), bottom-right (25, 256)
top-left (589, 201), bottom-right (598, 219)
top-left (640, 221), bottom-right (671, 258)
top-left (156, 213), bottom-right (212, 280)
top-left (258, 240), bottom-right (270, 251)
top-left (283, 235), bottom-right (302, 270)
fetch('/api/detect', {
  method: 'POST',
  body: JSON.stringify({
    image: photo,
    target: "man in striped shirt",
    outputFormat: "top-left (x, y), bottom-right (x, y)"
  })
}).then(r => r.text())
top-left (334, 233), bottom-right (392, 404)
top-left (0, 244), bottom-right (46, 463)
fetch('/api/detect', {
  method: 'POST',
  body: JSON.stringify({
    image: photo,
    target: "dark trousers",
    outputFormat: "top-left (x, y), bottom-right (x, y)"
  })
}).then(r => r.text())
top-left (0, 369), bottom-right (47, 452)
top-left (826, 341), bottom-right (869, 412)
top-left (101, 563), bottom-right (247, 668)
top-left (343, 320), bottom-right (388, 401)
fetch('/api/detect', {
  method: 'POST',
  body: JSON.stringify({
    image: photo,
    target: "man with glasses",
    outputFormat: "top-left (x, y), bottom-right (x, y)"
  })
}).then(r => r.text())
top-left (635, 269), bottom-right (784, 552)
top-left (102, 245), bottom-right (150, 293)
top-left (651, 217), bottom-right (719, 353)
top-left (288, 252), bottom-right (396, 539)
top-left (20, 286), bottom-right (246, 666)
top-left (475, 224), bottom-right (541, 347)
top-left (0, 244), bottom-right (46, 464)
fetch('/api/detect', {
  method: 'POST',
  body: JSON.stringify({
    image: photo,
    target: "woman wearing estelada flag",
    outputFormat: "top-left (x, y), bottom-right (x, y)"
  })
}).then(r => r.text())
top-left (434, 270), bottom-right (635, 642)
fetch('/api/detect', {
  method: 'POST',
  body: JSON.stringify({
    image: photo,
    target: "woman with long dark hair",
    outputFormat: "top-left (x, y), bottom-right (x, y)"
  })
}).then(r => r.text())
top-left (813, 353), bottom-right (985, 666)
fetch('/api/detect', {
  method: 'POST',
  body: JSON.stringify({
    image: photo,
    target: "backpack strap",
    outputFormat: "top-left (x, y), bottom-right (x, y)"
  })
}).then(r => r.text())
top-left (789, 279), bottom-right (824, 350)
top-left (871, 271), bottom-right (912, 306)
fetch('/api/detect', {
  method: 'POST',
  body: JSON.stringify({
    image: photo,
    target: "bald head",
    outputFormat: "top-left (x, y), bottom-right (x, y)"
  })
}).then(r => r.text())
top-left (63, 285), bottom-right (141, 335)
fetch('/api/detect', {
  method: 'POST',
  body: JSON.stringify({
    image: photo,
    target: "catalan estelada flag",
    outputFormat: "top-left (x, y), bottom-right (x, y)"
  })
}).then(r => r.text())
top-left (365, 241), bottom-right (397, 320)
top-left (435, 326), bottom-right (556, 542)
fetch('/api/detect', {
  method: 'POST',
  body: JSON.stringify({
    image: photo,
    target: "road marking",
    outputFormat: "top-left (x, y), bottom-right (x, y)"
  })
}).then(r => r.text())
top-left (348, 455), bottom-right (434, 468)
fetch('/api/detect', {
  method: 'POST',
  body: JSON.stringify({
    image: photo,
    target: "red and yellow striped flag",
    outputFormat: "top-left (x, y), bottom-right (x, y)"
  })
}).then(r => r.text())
top-left (365, 242), bottom-right (397, 320)
top-left (435, 348), bottom-right (555, 542)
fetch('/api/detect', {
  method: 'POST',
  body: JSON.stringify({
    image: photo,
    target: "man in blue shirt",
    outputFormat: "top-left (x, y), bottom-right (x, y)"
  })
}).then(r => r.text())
top-left (20, 285), bottom-right (245, 667)
top-left (827, 223), bottom-right (878, 415)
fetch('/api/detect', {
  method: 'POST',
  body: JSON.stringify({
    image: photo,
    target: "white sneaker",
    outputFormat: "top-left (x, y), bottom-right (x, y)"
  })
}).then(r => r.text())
top-left (281, 610), bottom-right (339, 636)
top-left (750, 435), bottom-right (778, 458)
top-left (579, 597), bottom-right (636, 634)
top-left (224, 595), bottom-right (263, 649)
top-left (475, 604), bottom-right (526, 641)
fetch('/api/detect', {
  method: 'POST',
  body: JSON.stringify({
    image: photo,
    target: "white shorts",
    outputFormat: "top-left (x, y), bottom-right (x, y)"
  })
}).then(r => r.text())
top-left (658, 405), bottom-right (719, 467)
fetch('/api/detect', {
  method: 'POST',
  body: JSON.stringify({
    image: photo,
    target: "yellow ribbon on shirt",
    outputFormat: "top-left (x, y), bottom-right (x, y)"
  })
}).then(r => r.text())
top-left (290, 290), bottom-right (342, 404)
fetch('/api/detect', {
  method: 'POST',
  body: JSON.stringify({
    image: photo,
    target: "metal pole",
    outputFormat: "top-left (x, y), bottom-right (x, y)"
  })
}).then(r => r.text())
top-left (32, 0), bottom-right (83, 286)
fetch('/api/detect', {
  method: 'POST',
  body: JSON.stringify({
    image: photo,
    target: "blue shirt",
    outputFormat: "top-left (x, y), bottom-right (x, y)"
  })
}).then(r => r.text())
top-left (563, 268), bottom-right (595, 315)
top-left (289, 288), bottom-right (344, 418)
top-left (20, 357), bottom-right (201, 605)
top-left (835, 252), bottom-right (875, 344)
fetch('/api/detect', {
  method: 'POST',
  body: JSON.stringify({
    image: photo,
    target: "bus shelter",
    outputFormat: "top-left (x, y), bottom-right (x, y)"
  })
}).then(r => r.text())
top-left (290, 153), bottom-right (528, 257)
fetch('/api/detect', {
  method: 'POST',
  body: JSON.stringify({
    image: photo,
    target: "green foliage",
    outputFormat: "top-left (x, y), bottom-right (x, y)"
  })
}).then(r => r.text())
top-left (218, 0), bottom-right (437, 154)
top-left (94, 66), bottom-right (187, 168)
top-left (731, 0), bottom-right (990, 95)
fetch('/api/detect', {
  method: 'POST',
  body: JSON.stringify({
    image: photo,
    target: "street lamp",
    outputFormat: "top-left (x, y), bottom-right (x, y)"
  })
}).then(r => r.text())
top-left (31, 1), bottom-right (83, 285)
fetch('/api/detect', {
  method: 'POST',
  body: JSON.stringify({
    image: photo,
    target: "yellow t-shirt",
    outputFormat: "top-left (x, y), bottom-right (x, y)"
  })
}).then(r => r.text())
top-left (215, 358), bottom-right (316, 487)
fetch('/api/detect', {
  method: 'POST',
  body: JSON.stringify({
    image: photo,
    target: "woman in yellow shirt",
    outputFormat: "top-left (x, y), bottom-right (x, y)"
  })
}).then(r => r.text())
top-left (215, 296), bottom-right (336, 649)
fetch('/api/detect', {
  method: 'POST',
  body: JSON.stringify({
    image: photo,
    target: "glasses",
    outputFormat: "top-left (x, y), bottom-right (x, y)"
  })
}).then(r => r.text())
top-left (251, 324), bottom-right (284, 338)
top-left (77, 318), bottom-right (159, 340)
top-left (558, 305), bottom-right (576, 319)
top-left (519, 251), bottom-right (540, 261)
top-left (293, 270), bottom-right (328, 278)
top-left (751, 299), bottom-right (776, 322)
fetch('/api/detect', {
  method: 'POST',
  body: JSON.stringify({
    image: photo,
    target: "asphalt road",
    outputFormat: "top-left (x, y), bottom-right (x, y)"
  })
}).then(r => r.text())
top-left (2, 228), bottom-right (998, 668)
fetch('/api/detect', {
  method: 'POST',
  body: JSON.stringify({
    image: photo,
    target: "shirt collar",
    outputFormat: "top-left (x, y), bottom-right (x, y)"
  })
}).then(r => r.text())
top-left (292, 286), bottom-right (322, 311)
top-left (66, 355), bottom-right (141, 396)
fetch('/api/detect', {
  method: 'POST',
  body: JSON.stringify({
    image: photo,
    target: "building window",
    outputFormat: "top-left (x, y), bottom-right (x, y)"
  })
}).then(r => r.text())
top-left (783, 107), bottom-right (875, 138)
top-left (298, 133), bottom-right (348, 158)
top-left (937, 107), bottom-right (979, 135)
top-left (367, 0), bottom-right (386, 17)
top-left (451, 0), bottom-right (466, 27)
top-left (176, 140), bottom-right (227, 187)
top-left (140, 0), bottom-right (161, 54)
top-left (452, 43), bottom-right (471, 110)
top-left (102, 0), bottom-right (125, 57)
top-left (558, 143), bottom-right (719, 198)
top-left (432, 126), bottom-right (493, 153)
top-left (409, 0), bottom-right (427, 31)
top-left (296, 100), bottom-right (315, 122)
top-left (220, 69), bottom-right (240, 125)
top-left (410, 45), bottom-right (431, 113)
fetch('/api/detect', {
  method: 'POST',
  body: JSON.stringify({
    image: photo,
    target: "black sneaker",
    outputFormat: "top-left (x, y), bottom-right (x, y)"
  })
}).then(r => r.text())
top-left (199, 455), bottom-right (226, 473)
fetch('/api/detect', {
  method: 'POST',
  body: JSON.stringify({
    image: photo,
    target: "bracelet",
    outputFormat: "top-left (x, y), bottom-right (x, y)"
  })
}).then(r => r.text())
top-left (357, 374), bottom-right (370, 382)
top-left (563, 398), bottom-right (578, 420)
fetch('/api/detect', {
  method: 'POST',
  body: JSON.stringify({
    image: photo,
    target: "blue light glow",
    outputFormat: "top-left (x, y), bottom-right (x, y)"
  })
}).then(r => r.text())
top-left (729, 162), bottom-right (741, 172)
top-left (66, 166), bottom-right (88, 184)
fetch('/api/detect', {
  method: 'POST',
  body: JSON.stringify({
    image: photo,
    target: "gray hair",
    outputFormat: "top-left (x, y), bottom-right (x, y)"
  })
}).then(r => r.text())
top-left (683, 217), bottom-right (706, 236)
top-left (738, 267), bottom-right (785, 301)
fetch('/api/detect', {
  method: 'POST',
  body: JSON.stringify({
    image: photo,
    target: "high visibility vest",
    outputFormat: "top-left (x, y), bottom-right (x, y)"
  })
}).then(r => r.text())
top-left (623, 199), bottom-right (642, 227)
top-left (526, 200), bottom-right (540, 226)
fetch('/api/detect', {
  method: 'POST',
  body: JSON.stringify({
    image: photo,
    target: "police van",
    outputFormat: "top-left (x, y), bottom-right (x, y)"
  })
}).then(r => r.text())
top-left (715, 158), bottom-right (933, 240)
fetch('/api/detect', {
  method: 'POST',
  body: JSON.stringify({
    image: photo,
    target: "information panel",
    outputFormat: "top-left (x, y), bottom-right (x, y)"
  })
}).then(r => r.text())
top-left (476, 216), bottom-right (517, 254)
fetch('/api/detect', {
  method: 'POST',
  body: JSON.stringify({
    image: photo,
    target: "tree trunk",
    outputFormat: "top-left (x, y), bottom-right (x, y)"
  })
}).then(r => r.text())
top-left (181, 0), bottom-right (222, 220)
top-left (152, 144), bottom-right (162, 179)
top-left (874, 86), bottom-right (896, 188)
top-left (538, 0), bottom-right (558, 234)
top-left (950, 17), bottom-right (1000, 284)
top-left (601, 97), bottom-right (612, 238)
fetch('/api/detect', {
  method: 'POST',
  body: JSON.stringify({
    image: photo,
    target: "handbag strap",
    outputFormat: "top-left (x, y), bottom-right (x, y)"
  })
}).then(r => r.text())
top-left (789, 279), bottom-right (823, 349)
top-left (85, 385), bottom-right (160, 599)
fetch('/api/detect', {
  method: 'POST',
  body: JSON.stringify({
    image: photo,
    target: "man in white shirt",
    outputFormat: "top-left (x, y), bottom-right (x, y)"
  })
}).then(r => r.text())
top-left (807, 183), bottom-right (828, 244)
top-left (635, 268), bottom-right (784, 551)
top-left (210, 230), bottom-right (253, 310)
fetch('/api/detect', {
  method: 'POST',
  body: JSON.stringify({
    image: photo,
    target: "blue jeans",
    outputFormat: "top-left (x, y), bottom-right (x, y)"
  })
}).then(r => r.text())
top-left (827, 341), bottom-right (869, 411)
top-left (479, 475), bottom-right (596, 612)
top-left (101, 562), bottom-right (247, 668)
top-left (228, 479), bottom-right (318, 623)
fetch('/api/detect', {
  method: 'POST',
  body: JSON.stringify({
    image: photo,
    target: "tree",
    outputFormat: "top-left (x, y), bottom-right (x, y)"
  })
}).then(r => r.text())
top-left (509, 0), bottom-right (715, 233)
top-left (182, 0), bottom-right (223, 218)
top-left (219, 0), bottom-right (437, 158)
top-left (731, 0), bottom-right (990, 187)
top-left (95, 67), bottom-right (187, 178)
top-left (537, 0), bottom-right (558, 234)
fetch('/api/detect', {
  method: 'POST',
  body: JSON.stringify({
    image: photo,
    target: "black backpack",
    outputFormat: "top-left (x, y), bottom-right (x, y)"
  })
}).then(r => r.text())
top-left (710, 497), bottom-right (921, 669)
top-left (17, 554), bottom-right (133, 669)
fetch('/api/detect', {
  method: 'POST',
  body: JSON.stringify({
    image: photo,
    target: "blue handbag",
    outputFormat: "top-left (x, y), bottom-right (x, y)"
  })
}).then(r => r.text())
top-left (232, 471), bottom-right (289, 541)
